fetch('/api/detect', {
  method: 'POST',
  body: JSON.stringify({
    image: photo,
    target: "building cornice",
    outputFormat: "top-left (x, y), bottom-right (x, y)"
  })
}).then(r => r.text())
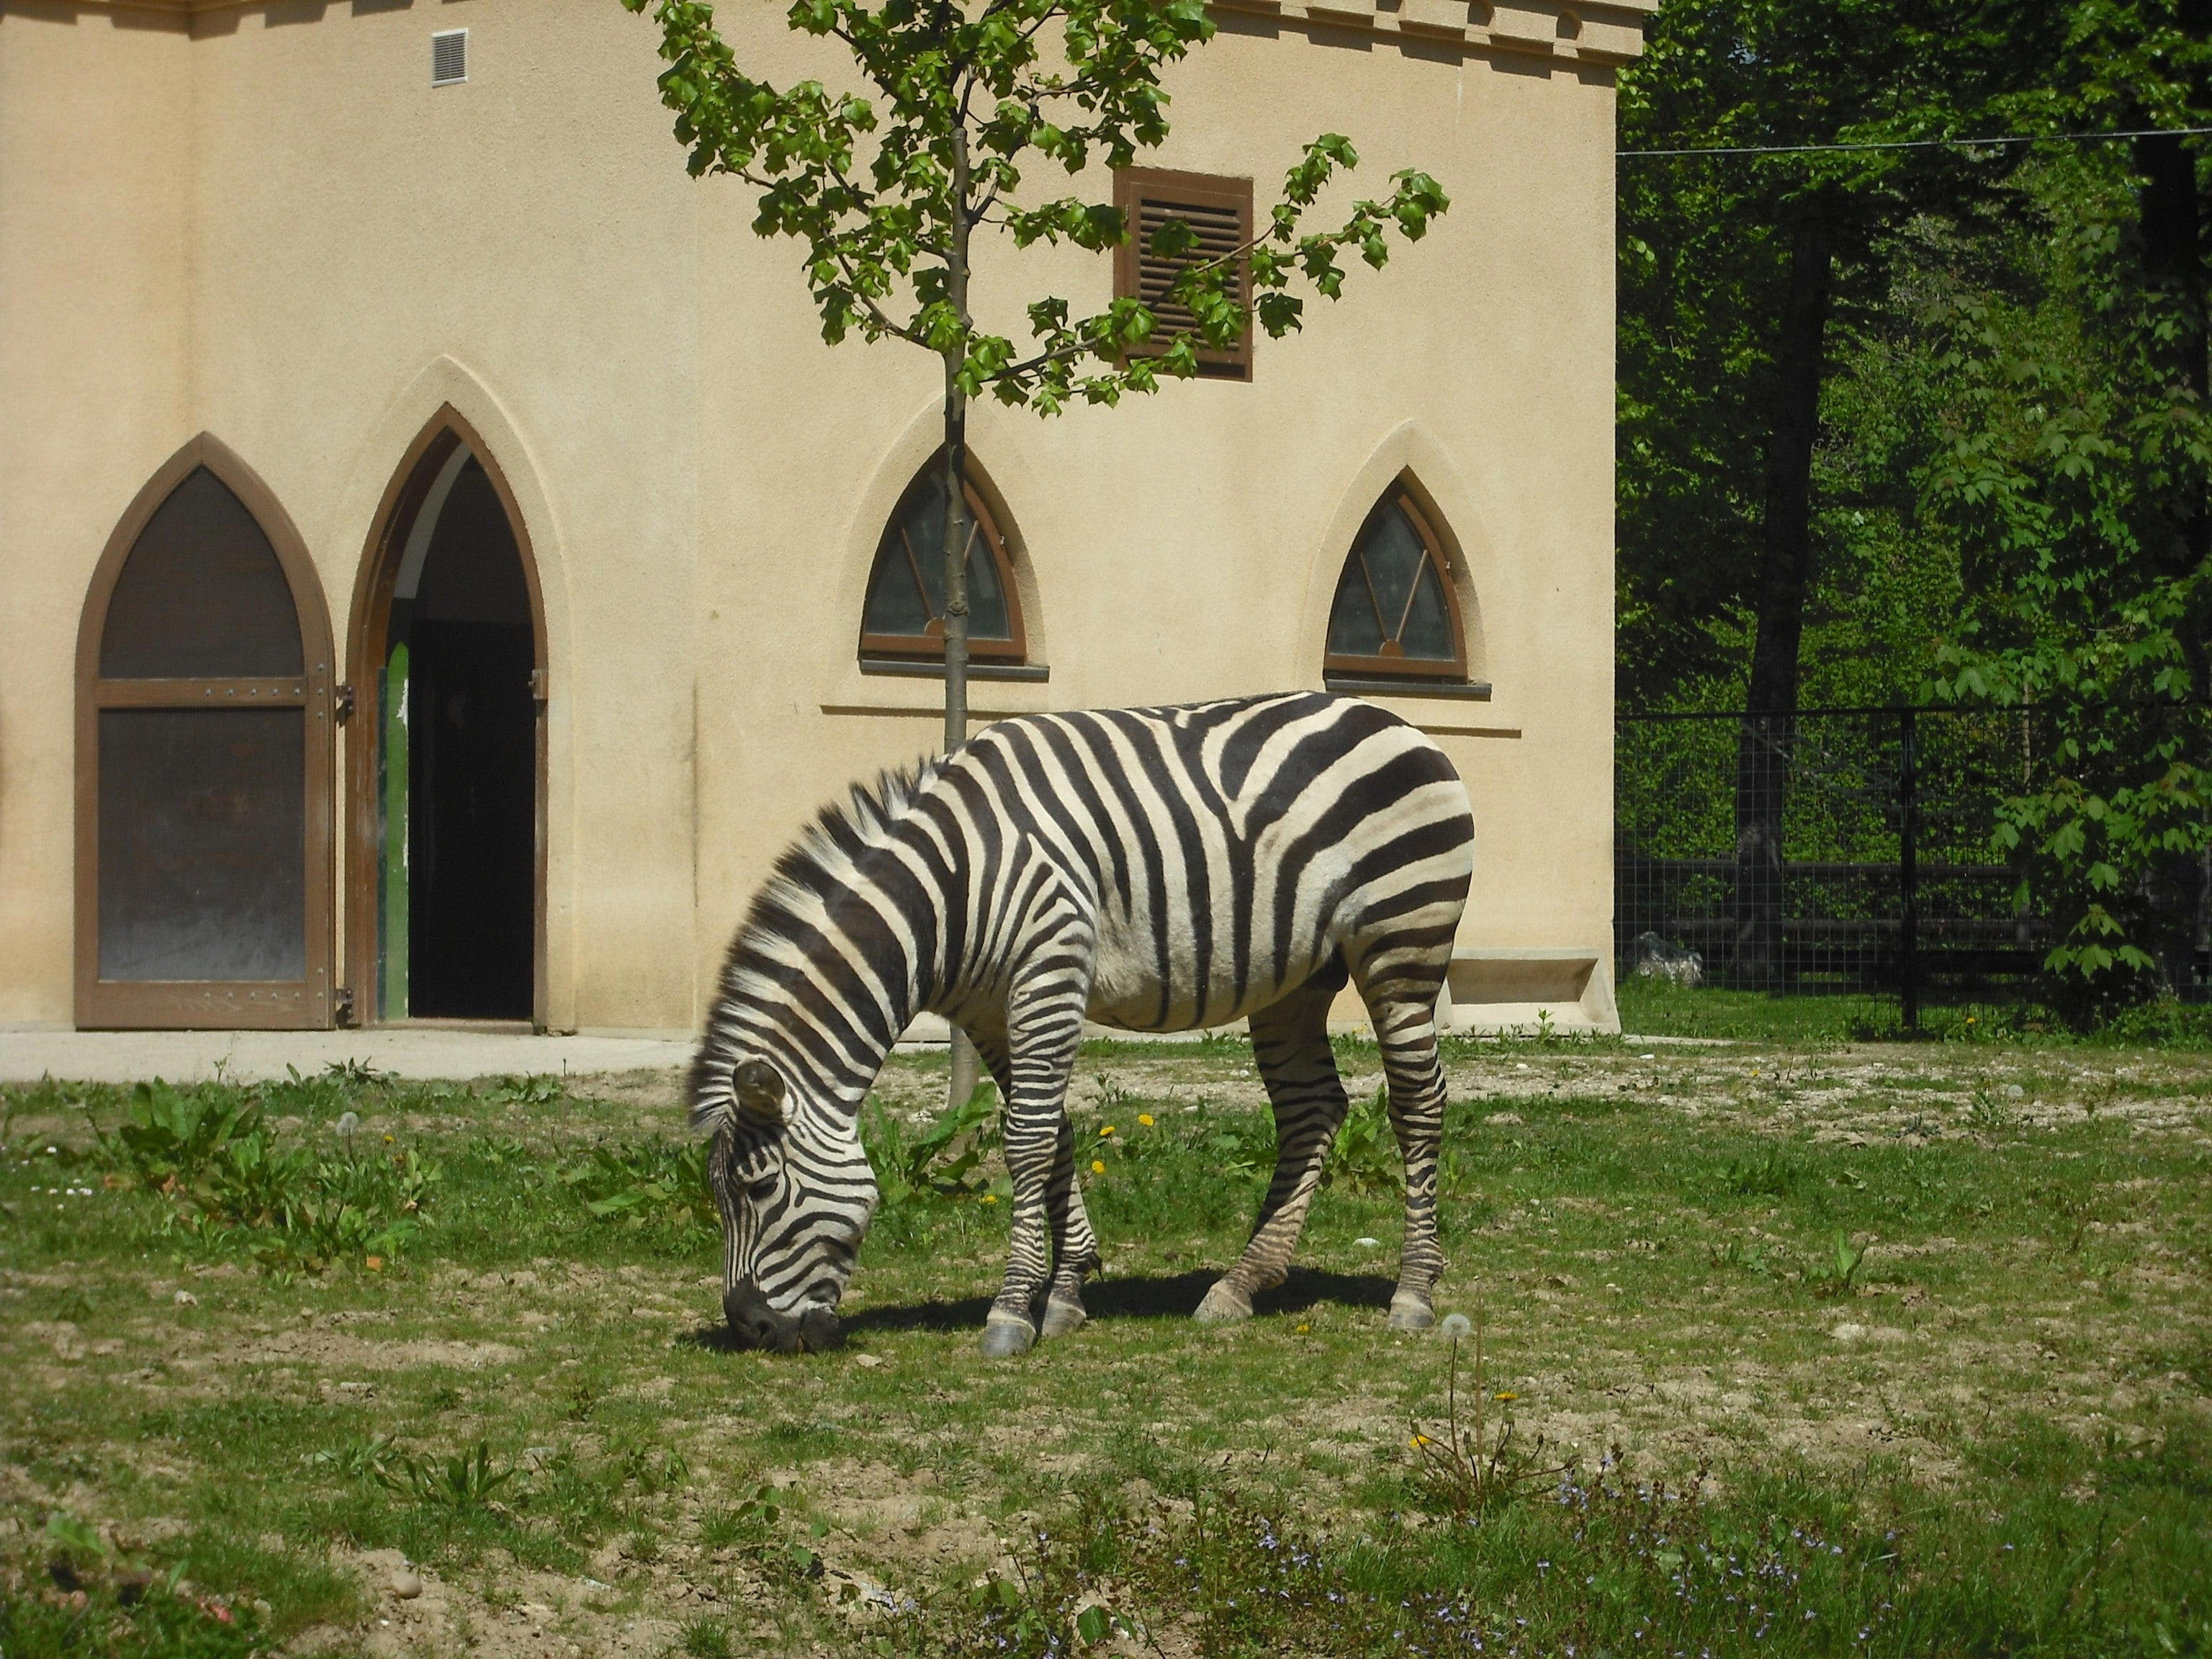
top-left (1215, 0), bottom-right (1656, 66)
top-left (35, 0), bottom-right (1655, 63)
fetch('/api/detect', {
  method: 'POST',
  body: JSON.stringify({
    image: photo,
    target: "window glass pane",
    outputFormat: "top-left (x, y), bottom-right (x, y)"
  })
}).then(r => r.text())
top-left (1360, 503), bottom-right (1427, 647)
top-left (1326, 555), bottom-right (1385, 657)
top-left (100, 467), bottom-right (304, 678)
top-left (862, 470), bottom-right (1013, 642)
top-left (1398, 559), bottom-right (1457, 660)
top-left (862, 531), bottom-right (934, 637)
top-left (97, 708), bottom-right (306, 981)
top-left (963, 524), bottom-right (1012, 641)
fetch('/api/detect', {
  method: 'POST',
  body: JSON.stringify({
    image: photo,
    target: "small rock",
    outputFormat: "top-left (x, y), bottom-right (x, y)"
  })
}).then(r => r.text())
top-left (390, 1570), bottom-right (424, 1600)
top-left (174, 1290), bottom-right (198, 1308)
top-left (1830, 1323), bottom-right (1869, 1342)
top-left (853, 1352), bottom-right (884, 1370)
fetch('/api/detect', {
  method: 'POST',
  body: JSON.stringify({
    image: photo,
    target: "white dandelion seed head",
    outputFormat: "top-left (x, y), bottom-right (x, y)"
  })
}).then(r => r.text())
top-left (335, 1111), bottom-right (360, 1137)
top-left (1439, 1313), bottom-right (1473, 1340)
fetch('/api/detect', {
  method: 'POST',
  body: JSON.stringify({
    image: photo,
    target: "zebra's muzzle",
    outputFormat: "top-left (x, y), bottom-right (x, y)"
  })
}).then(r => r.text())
top-left (723, 1285), bottom-right (842, 1354)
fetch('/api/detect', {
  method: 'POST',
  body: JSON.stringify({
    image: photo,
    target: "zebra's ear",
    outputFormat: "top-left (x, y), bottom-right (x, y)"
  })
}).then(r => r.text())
top-left (732, 1058), bottom-right (786, 1126)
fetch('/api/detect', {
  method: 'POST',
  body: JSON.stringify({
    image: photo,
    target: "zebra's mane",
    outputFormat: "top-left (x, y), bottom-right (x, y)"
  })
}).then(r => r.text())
top-left (690, 757), bottom-right (945, 1128)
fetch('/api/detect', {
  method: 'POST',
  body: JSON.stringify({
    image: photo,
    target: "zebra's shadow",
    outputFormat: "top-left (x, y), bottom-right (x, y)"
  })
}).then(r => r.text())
top-left (685, 1267), bottom-right (1397, 1346)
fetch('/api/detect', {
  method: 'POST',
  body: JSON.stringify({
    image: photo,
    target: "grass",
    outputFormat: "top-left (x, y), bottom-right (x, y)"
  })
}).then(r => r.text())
top-left (1, 1033), bottom-right (2208, 1656)
top-left (1617, 976), bottom-right (2212, 1047)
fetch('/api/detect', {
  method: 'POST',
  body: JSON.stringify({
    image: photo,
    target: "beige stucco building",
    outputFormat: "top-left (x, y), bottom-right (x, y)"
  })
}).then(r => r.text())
top-left (0, 0), bottom-right (1649, 1040)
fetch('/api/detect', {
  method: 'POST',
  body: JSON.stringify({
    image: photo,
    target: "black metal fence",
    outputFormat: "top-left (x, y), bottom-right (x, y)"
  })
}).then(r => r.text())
top-left (1614, 705), bottom-right (2209, 1023)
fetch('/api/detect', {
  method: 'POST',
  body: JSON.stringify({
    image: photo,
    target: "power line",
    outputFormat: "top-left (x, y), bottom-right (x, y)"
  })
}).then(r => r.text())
top-left (1619, 124), bottom-right (2212, 159)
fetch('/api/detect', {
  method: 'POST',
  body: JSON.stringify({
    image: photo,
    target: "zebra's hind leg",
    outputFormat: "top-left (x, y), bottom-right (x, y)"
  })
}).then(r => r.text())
top-left (971, 1025), bottom-right (1097, 1344)
top-left (1196, 979), bottom-right (1349, 1324)
top-left (1359, 954), bottom-right (1453, 1333)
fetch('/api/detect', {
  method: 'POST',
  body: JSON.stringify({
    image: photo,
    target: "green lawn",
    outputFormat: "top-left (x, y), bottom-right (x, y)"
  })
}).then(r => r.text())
top-left (3, 1032), bottom-right (2208, 1656)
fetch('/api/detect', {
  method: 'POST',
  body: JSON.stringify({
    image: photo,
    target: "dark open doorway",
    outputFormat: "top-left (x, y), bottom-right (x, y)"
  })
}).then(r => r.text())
top-left (373, 444), bottom-right (536, 1021)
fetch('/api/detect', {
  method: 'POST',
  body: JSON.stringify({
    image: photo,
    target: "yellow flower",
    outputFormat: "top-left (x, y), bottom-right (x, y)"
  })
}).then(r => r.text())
top-left (1493, 1390), bottom-right (1518, 1402)
top-left (1295, 1323), bottom-right (1311, 1334)
top-left (383, 1134), bottom-right (395, 1143)
top-left (1410, 1434), bottom-right (1433, 1448)
top-left (1138, 1113), bottom-right (1154, 1128)
top-left (1091, 1159), bottom-right (1106, 1175)
top-left (1100, 1125), bottom-right (1117, 1137)
top-left (981, 1194), bottom-right (999, 1205)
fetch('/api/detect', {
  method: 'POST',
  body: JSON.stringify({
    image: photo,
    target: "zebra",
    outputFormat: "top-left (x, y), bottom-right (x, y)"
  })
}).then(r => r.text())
top-left (694, 690), bottom-right (1475, 1357)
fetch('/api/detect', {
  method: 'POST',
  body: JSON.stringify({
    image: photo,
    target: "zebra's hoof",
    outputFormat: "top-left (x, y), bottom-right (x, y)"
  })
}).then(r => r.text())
top-left (1193, 1280), bottom-right (1254, 1324)
top-left (980, 1313), bottom-right (1037, 1359)
top-left (1039, 1294), bottom-right (1087, 1341)
top-left (1386, 1293), bottom-right (1436, 1332)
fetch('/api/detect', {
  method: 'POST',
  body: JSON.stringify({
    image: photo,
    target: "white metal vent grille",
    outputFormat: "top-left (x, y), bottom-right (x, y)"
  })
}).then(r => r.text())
top-left (431, 30), bottom-right (468, 87)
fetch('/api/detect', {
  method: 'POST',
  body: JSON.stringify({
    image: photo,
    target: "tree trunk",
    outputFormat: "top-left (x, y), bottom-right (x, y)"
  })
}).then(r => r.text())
top-left (943, 122), bottom-right (981, 1110)
top-left (1733, 205), bottom-right (1834, 990)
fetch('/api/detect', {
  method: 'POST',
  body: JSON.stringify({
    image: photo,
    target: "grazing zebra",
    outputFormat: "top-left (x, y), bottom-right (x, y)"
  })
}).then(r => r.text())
top-left (695, 691), bottom-right (1474, 1357)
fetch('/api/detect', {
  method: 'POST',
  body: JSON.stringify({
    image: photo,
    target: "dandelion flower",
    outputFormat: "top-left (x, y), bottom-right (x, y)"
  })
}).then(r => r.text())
top-left (1138, 1113), bottom-right (1154, 1128)
top-left (1494, 1391), bottom-right (1519, 1402)
top-left (1439, 1313), bottom-right (1473, 1340)
top-left (1295, 1323), bottom-right (1312, 1334)
top-left (383, 1134), bottom-right (395, 1143)
top-left (1100, 1125), bottom-right (1116, 1137)
top-left (1091, 1160), bottom-right (1106, 1175)
top-left (981, 1194), bottom-right (999, 1205)
top-left (1411, 1434), bottom-right (1433, 1448)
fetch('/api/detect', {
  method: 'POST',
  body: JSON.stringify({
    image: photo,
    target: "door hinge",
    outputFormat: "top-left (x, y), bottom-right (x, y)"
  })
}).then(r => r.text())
top-left (334, 683), bottom-right (356, 724)
top-left (333, 986), bottom-right (356, 1028)
top-left (529, 667), bottom-right (550, 704)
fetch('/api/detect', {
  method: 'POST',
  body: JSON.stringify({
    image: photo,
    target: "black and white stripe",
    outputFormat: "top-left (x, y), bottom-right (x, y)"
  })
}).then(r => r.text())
top-left (694, 691), bottom-right (1475, 1354)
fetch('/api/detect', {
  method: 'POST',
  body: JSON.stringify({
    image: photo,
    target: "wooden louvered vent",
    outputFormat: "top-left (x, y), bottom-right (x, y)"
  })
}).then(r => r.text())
top-left (1114, 168), bottom-right (1255, 381)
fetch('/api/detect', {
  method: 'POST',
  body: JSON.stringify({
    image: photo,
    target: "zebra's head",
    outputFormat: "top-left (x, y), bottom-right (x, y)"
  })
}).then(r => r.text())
top-left (707, 1056), bottom-right (877, 1354)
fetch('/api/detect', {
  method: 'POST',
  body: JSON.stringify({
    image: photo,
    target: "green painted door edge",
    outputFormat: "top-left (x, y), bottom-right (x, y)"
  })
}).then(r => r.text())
top-left (380, 643), bottom-right (410, 1020)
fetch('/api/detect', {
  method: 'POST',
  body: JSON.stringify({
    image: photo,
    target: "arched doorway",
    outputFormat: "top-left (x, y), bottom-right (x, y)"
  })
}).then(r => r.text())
top-left (76, 435), bottom-right (337, 1029)
top-left (349, 410), bottom-right (545, 1025)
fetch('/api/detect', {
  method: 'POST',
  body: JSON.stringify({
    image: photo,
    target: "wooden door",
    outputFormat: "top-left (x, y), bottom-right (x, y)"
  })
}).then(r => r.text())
top-left (76, 436), bottom-right (336, 1029)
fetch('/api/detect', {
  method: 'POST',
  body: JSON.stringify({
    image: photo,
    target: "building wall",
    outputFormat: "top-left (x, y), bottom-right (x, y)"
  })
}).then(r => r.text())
top-left (0, 0), bottom-right (1643, 1035)
top-left (0, 6), bottom-right (193, 1028)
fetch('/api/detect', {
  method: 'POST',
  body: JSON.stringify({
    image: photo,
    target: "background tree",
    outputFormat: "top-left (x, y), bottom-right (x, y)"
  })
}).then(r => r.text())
top-left (1619, 0), bottom-right (2212, 1002)
top-left (1920, 0), bottom-right (2212, 997)
top-left (620, 0), bottom-right (1447, 1084)
top-left (1619, 0), bottom-right (2011, 986)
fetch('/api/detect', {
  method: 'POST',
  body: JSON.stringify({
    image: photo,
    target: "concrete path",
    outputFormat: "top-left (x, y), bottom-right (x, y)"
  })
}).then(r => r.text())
top-left (0, 1028), bottom-right (695, 1085)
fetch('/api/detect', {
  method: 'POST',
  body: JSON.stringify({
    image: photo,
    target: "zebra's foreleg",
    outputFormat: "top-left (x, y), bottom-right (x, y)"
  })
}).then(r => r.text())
top-left (971, 1025), bottom-right (1097, 1344)
top-left (1196, 981), bottom-right (1347, 1323)
top-left (1370, 988), bottom-right (1451, 1331)
top-left (981, 960), bottom-right (1092, 1359)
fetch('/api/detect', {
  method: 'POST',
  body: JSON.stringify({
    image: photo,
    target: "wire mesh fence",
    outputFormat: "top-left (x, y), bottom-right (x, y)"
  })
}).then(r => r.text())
top-left (1615, 704), bottom-right (2209, 1025)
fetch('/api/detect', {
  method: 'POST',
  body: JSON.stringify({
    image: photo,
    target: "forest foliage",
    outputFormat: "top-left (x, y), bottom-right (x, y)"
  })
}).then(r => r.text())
top-left (1618, 0), bottom-right (2212, 990)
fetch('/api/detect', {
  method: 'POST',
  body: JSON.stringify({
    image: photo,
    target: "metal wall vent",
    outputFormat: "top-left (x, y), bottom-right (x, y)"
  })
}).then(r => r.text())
top-left (431, 30), bottom-right (468, 87)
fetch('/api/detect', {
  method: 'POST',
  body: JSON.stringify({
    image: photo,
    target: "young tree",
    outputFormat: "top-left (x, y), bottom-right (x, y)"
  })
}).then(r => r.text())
top-left (621, 0), bottom-right (1447, 759)
top-left (620, 0), bottom-right (1446, 1097)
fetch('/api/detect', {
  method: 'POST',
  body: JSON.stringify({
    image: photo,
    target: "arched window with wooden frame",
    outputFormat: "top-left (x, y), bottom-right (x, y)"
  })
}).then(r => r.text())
top-left (858, 456), bottom-right (1027, 665)
top-left (75, 435), bottom-right (336, 1030)
top-left (1323, 486), bottom-right (1470, 685)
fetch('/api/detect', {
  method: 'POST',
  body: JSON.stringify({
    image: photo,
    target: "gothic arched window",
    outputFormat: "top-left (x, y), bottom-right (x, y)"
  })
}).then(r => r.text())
top-left (858, 459), bottom-right (1025, 664)
top-left (1323, 487), bottom-right (1467, 682)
